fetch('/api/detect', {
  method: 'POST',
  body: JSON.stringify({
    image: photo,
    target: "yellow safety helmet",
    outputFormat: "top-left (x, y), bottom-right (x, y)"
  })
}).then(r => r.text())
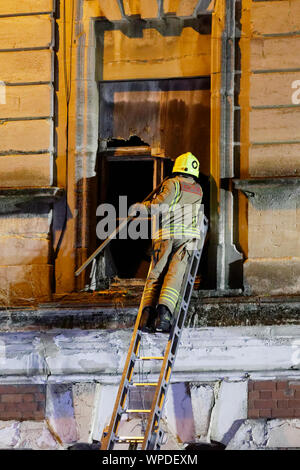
top-left (172, 152), bottom-right (200, 178)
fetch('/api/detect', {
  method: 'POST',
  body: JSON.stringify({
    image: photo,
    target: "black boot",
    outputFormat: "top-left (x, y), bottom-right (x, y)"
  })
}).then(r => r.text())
top-left (156, 304), bottom-right (172, 333)
top-left (141, 306), bottom-right (157, 333)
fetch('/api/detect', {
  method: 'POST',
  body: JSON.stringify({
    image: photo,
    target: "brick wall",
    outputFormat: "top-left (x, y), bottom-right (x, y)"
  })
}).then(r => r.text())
top-left (0, 385), bottom-right (46, 421)
top-left (248, 380), bottom-right (300, 419)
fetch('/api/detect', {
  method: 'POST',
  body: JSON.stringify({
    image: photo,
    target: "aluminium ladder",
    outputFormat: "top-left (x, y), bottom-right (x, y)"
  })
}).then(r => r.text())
top-left (101, 215), bottom-right (208, 451)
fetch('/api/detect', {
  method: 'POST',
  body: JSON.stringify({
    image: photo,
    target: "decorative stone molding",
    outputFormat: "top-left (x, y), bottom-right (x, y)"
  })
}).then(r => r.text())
top-left (0, 187), bottom-right (64, 214)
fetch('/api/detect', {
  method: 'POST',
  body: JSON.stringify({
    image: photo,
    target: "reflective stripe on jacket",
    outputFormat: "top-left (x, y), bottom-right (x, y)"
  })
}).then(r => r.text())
top-left (144, 175), bottom-right (203, 240)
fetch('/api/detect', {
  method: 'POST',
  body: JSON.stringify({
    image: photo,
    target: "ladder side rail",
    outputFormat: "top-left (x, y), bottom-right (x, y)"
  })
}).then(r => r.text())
top-left (101, 296), bottom-right (146, 449)
top-left (142, 250), bottom-right (200, 450)
top-left (142, 216), bottom-right (208, 449)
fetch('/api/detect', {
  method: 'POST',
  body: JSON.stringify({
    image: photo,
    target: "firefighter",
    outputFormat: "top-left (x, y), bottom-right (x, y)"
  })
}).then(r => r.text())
top-left (130, 152), bottom-right (203, 333)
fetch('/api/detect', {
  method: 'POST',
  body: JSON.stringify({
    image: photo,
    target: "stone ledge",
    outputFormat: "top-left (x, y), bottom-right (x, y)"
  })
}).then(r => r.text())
top-left (0, 325), bottom-right (300, 381)
top-left (233, 177), bottom-right (300, 198)
top-left (1, 295), bottom-right (300, 331)
top-left (0, 187), bottom-right (64, 214)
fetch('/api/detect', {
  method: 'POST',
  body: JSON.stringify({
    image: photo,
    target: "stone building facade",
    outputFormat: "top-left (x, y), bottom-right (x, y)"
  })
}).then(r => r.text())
top-left (0, 0), bottom-right (300, 450)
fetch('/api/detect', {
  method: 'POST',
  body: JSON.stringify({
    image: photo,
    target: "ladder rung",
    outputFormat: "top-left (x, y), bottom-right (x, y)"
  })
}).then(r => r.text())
top-left (126, 409), bottom-right (151, 413)
top-left (138, 356), bottom-right (164, 361)
top-left (132, 382), bottom-right (158, 386)
top-left (116, 436), bottom-right (144, 443)
top-left (101, 219), bottom-right (207, 450)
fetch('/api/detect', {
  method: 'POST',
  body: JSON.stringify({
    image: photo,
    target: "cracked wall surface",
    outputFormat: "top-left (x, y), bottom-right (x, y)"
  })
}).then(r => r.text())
top-left (0, 325), bottom-right (299, 449)
top-left (0, 379), bottom-right (299, 450)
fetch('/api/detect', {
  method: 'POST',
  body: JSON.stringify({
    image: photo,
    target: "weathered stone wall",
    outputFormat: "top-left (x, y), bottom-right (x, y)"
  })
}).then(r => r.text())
top-left (0, 373), bottom-right (300, 449)
top-left (240, 0), bottom-right (300, 294)
top-left (0, 0), bottom-right (55, 303)
top-left (66, 0), bottom-right (213, 292)
top-left (0, 324), bottom-right (298, 449)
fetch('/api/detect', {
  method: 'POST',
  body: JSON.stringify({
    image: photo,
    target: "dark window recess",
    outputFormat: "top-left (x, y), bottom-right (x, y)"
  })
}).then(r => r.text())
top-left (107, 135), bottom-right (149, 148)
top-left (105, 159), bottom-right (153, 279)
top-left (96, 76), bottom-right (211, 285)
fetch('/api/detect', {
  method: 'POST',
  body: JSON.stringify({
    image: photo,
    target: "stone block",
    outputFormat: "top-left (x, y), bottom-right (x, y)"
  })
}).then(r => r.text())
top-left (89, 0), bottom-right (122, 21)
top-left (190, 383), bottom-right (214, 438)
top-left (248, 223), bottom-right (300, 259)
top-left (250, 72), bottom-right (300, 108)
top-left (0, 213), bottom-right (51, 236)
top-left (249, 144), bottom-right (300, 177)
top-left (17, 421), bottom-right (59, 450)
top-left (210, 381), bottom-right (248, 445)
top-left (244, 257), bottom-right (300, 296)
top-left (251, 1), bottom-right (300, 36)
top-left (267, 419), bottom-right (300, 448)
top-left (159, 419), bottom-right (183, 450)
top-left (91, 384), bottom-right (118, 442)
top-left (0, 120), bottom-right (53, 153)
top-left (162, 384), bottom-right (177, 439)
top-left (0, 50), bottom-right (52, 84)
top-left (123, 0), bottom-right (158, 17)
top-left (247, 186), bottom-right (300, 259)
top-left (0, 154), bottom-right (52, 187)
top-left (46, 384), bottom-right (78, 444)
top-left (250, 108), bottom-right (300, 143)
top-left (0, 236), bottom-right (50, 265)
top-left (72, 383), bottom-right (97, 443)
top-left (0, 264), bottom-right (52, 305)
top-left (251, 37), bottom-right (300, 71)
top-left (0, 85), bottom-right (52, 119)
top-left (102, 28), bottom-right (210, 80)
top-left (0, 15), bottom-right (52, 50)
top-left (226, 419), bottom-right (267, 450)
top-left (171, 382), bottom-right (195, 443)
top-left (226, 418), bottom-right (300, 450)
top-left (0, 421), bottom-right (20, 448)
top-left (0, 0), bottom-right (53, 15)
top-left (177, 0), bottom-right (200, 17)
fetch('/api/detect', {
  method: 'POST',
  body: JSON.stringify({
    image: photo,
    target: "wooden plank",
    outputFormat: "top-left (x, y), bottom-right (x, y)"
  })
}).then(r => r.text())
top-left (250, 72), bottom-right (300, 107)
top-left (0, 154), bottom-right (51, 187)
top-left (0, 0), bottom-right (53, 15)
top-left (103, 28), bottom-right (211, 80)
top-left (0, 85), bottom-right (52, 119)
top-left (0, 120), bottom-right (53, 153)
top-left (0, 15), bottom-right (52, 50)
top-left (251, 37), bottom-right (300, 71)
top-left (249, 143), bottom-right (300, 177)
top-left (251, 0), bottom-right (300, 36)
top-left (250, 108), bottom-right (300, 143)
top-left (0, 50), bottom-right (52, 83)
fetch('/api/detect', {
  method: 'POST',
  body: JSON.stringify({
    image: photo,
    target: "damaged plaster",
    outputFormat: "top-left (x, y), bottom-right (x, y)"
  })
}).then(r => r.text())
top-left (0, 325), bottom-right (300, 381)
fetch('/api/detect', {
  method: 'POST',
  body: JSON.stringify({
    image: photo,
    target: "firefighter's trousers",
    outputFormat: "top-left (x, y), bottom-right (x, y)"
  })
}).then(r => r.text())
top-left (142, 238), bottom-right (196, 315)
